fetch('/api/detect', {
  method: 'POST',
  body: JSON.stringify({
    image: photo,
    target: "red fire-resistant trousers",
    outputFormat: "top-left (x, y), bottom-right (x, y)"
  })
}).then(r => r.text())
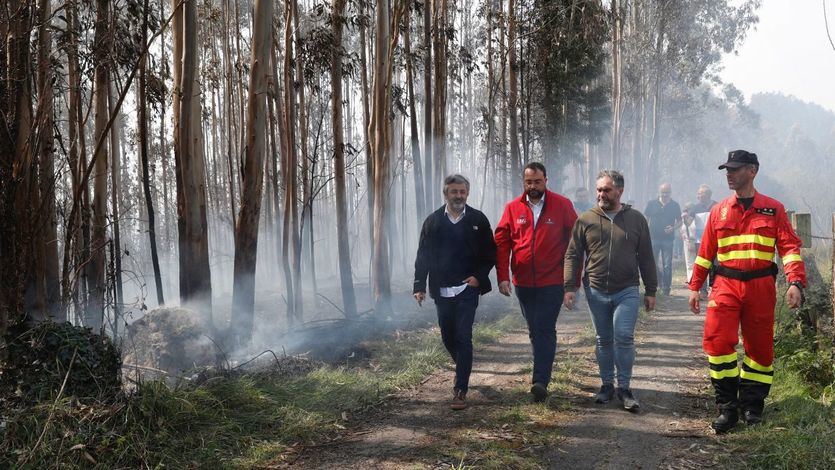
top-left (704, 274), bottom-right (776, 413)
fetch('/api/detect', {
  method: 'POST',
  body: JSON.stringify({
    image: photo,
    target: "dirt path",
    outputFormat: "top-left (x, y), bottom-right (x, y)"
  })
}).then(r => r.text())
top-left (287, 286), bottom-right (716, 469)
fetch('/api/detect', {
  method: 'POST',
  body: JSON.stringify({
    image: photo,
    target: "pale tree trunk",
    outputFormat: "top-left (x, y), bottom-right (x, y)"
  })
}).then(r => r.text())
top-left (646, 3), bottom-right (666, 194)
top-left (222, 0), bottom-right (238, 231)
top-left (479, 3), bottom-right (496, 210)
top-left (498, 0), bottom-right (508, 199)
top-left (359, 0), bottom-right (374, 276)
top-left (231, 0), bottom-right (272, 346)
top-left (293, 0), bottom-right (314, 300)
top-left (176, 0), bottom-right (213, 319)
top-left (35, 0), bottom-right (61, 321)
top-left (422, 0), bottom-right (433, 210)
top-left (139, 0), bottom-right (165, 307)
top-left (404, 9), bottom-right (426, 218)
top-left (370, 0), bottom-right (406, 315)
top-left (610, 0), bottom-right (623, 167)
top-left (431, 0), bottom-right (448, 187)
top-left (282, 0), bottom-right (302, 324)
top-left (331, 0), bottom-right (358, 318)
top-left (86, 0), bottom-right (111, 331)
top-left (507, 0), bottom-right (520, 191)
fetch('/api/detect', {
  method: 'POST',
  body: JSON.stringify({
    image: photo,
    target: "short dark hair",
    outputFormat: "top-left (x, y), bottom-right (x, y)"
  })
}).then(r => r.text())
top-left (443, 174), bottom-right (470, 194)
top-left (597, 169), bottom-right (624, 188)
top-left (524, 162), bottom-right (547, 178)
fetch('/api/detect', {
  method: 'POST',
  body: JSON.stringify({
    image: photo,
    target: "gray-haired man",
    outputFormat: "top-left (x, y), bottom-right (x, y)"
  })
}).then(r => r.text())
top-left (414, 174), bottom-right (497, 410)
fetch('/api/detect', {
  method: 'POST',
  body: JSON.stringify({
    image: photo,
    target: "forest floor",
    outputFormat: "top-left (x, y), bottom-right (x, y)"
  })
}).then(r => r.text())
top-left (282, 285), bottom-right (723, 469)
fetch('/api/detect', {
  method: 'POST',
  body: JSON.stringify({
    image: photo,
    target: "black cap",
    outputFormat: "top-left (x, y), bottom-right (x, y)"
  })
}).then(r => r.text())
top-left (719, 150), bottom-right (759, 170)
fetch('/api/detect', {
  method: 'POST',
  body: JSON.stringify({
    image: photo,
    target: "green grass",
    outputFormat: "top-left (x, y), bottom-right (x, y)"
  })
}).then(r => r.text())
top-left (1, 312), bottom-right (527, 469)
top-left (719, 368), bottom-right (835, 470)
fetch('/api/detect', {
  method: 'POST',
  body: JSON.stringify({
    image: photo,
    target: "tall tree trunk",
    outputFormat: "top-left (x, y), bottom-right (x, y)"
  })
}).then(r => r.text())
top-left (507, 0), bottom-right (520, 191)
top-left (176, 0), bottom-right (213, 319)
top-left (232, 0), bottom-right (272, 346)
top-left (646, 3), bottom-right (666, 194)
top-left (610, 0), bottom-right (623, 167)
top-left (293, 0), bottom-right (314, 301)
top-left (331, 0), bottom-right (358, 319)
top-left (61, 0), bottom-right (87, 314)
top-left (86, 0), bottom-right (111, 331)
top-left (404, 9), bottom-right (426, 218)
top-left (139, 0), bottom-right (165, 307)
top-left (36, 0), bottom-right (61, 321)
top-left (0, 0), bottom-right (35, 340)
top-left (282, 0), bottom-right (302, 324)
top-left (431, 0), bottom-right (448, 186)
top-left (370, 0), bottom-right (405, 315)
top-left (422, 0), bottom-right (434, 210)
top-left (359, 0), bottom-right (374, 279)
top-left (108, 81), bottom-right (124, 335)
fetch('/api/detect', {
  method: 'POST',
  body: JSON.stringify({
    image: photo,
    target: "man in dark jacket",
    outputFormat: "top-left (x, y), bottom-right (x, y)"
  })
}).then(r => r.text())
top-left (564, 170), bottom-right (657, 412)
top-left (495, 162), bottom-right (578, 402)
top-left (414, 174), bottom-right (497, 410)
top-left (644, 182), bottom-right (682, 295)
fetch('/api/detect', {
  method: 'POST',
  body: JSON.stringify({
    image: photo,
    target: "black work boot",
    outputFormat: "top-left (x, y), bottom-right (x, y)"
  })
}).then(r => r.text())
top-left (743, 409), bottom-right (763, 426)
top-left (711, 408), bottom-right (739, 434)
top-left (530, 382), bottom-right (548, 403)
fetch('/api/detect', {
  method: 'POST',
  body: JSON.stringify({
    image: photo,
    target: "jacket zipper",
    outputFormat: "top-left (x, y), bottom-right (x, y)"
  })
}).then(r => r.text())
top-left (530, 202), bottom-right (537, 286)
top-left (606, 211), bottom-right (615, 292)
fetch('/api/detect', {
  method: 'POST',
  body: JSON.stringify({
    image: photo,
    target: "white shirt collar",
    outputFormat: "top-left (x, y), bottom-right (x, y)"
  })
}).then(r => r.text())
top-left (444, 205), bottom-right (466, 223)
top-left (526, 193), bottom-right (545, 207)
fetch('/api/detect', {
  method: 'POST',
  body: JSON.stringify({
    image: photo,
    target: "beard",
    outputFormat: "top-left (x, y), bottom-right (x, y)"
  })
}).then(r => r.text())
top-left (449, 199), bottom-right (466, 211)
top-left (526, 188), bottom-right (543, 199)
top-left (598, 198), bottom-right (614, 210)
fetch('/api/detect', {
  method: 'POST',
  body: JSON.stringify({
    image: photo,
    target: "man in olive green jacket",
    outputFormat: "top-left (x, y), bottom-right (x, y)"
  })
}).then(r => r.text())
top-left (563, 170), bottom-right (657, 411)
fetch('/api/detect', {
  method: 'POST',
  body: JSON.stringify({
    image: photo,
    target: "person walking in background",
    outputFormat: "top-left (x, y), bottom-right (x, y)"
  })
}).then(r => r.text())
top-left (688, 150), bottom-right (805, 433)
top-left (495, 162), bottom-right (578, 402)
top-left (573, 187), bottom-right (594, 213)
top-left (644, 183), bottom-right (681, 295)
top-left (680, 203), bottom-right (697, 284)
top-left (688, 184), bottom-right (718, 298)
top-left (564, 170), bottom-right (657, 412)
top-left (414, 174), bottom-right (497, 410)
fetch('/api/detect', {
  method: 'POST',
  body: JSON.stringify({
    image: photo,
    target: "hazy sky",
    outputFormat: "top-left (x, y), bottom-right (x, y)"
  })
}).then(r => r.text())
top-left (721, 0), bottom-right (835, 113)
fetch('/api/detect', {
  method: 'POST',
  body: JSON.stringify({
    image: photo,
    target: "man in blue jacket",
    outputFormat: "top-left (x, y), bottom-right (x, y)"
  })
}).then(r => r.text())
top-left (414, 174), bottom-right (497, 410)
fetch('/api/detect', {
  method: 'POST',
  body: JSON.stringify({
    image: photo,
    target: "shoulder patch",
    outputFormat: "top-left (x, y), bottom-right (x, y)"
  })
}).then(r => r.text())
top-left (755, 207), bottom-right (776, 216)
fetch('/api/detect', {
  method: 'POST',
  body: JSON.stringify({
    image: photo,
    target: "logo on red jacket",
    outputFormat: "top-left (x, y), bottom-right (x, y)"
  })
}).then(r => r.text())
top-left (517, 217), bottom-right (527, 225)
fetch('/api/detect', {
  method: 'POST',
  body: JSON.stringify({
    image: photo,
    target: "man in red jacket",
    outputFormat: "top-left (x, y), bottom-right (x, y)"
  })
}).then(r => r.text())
top-left (495, 162), bottom-right (578, 402)
top-left (688, 150), bottom-right (805, 433)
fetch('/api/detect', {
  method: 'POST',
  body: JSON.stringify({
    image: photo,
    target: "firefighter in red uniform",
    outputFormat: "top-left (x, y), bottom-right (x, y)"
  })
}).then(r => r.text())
top-left (688, 150), bottom-right (805, 433)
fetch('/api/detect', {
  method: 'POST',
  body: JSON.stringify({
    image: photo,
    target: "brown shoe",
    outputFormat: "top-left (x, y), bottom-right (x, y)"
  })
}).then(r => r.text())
top-left (450, 390), bottom-right (467, 410)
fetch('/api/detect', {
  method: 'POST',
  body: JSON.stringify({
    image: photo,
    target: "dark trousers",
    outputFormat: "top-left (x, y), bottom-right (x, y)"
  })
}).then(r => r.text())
top-left (654, 238), bottom-right (674, 293)
top-left (434, 286), bottom-right (479, 393)
top-left (515, 285), bottom-right (565, 386)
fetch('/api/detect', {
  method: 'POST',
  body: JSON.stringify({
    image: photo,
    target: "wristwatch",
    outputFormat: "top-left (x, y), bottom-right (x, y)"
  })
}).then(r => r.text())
top-left (788, 281), bottom-right (804, 291)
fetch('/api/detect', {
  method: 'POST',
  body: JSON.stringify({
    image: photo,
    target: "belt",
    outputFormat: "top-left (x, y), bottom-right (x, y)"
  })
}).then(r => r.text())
top-left (714, 262), bottom-right (778, 281)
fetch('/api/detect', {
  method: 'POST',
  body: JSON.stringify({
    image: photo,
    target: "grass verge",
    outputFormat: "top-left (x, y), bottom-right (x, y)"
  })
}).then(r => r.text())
top-left (1, 312), bottom-right (523, 468)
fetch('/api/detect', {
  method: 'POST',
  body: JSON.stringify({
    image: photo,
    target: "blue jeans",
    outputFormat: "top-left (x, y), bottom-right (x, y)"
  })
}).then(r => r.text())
top-left (515, 285), bottom-right (564, 386)
top-left (654, 239), bottom-right (674, 293)
top-left (434, 286), bottom-right (479, 393)
top-left (585, 286), bottom-right (640, 390)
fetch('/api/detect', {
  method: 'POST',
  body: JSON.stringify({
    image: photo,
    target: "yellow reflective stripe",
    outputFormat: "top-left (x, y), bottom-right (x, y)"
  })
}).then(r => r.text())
top-left (740, 369), bottom-right (773, 384)
top-left (708, 352), bottom-right (738, 365)
top-left (710, 367), bottom-right (740, 380)
top-left (717, 234), bottom-right (776, 248)
top-left (716, 250), bottom-right (775, 262)
top-left (782, 253), bottom-right (802, 264)
top-left (743, 356), bottom-right (773, 372)
top-left (695, 256), bottom-right (713, 269)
